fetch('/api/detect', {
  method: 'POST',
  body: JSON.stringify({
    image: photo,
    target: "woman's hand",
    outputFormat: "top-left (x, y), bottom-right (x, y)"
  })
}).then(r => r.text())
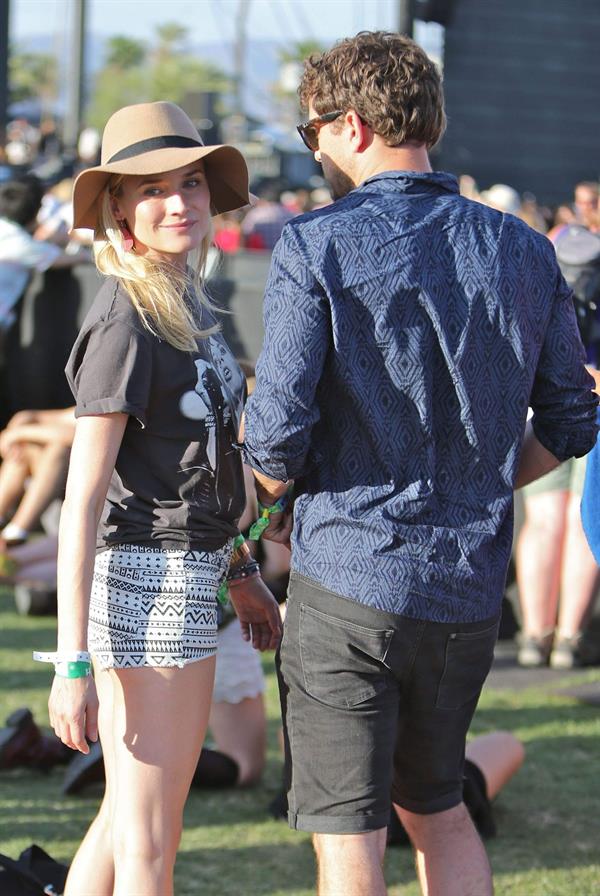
top-left (227, 575), bottom-right (283, 651)
top-left (48, 674), bottom-right (99, 754)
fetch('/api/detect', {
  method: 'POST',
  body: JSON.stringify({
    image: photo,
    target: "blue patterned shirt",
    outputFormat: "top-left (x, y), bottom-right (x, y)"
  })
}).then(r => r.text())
top-left (243, 171), bottom-right (599, 622)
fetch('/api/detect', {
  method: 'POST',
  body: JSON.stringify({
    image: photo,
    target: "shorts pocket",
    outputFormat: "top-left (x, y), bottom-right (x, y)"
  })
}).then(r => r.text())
top-left (436, 620), bottom-right (499, 711)
top-left (299, 603), bottom-right (393, 708)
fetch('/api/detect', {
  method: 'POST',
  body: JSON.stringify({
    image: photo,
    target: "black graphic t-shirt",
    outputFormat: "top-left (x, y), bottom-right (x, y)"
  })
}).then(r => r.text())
top-left (65, 276), bottom-right (246, 552)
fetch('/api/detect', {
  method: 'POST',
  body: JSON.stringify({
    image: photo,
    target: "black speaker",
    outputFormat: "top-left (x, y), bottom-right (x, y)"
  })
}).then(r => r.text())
top-left (415, 0), bottom-right (458, 26)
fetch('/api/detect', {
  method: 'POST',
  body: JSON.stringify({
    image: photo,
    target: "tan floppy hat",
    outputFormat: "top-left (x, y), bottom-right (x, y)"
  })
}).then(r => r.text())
top-left (72, 101), bottom-right (250, 230)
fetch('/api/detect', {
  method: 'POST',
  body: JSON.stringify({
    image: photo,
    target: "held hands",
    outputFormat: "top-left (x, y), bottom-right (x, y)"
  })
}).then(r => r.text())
top-left (48, 674), bottom-right (99, 754)
top-left (227, 575), bottom-right (282, 651)
top-left (260, 508), bottom-right (294, 548)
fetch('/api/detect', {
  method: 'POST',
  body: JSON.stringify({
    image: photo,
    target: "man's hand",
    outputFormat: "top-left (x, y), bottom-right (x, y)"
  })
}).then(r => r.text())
top-left (227, 575), bottom-right (282, 651)
top-left (261, 508), bottom-right (294, 547)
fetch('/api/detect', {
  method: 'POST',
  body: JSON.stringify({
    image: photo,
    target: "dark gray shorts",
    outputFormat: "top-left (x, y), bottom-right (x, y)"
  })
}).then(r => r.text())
top-left (277, 572), bottom-right (499, 834)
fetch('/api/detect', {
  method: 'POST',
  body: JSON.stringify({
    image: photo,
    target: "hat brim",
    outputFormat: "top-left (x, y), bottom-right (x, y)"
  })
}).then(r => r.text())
top-left (72, 144), bottom-right (250, 231)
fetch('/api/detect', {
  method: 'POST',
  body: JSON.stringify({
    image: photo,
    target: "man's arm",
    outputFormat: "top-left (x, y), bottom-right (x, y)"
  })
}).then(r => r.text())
top-left (243, 225), bottom-right (331, 487)
top-left (514, 420), bottom-right (561, 489)
top-left (525, 242), bottom-right (598, 466)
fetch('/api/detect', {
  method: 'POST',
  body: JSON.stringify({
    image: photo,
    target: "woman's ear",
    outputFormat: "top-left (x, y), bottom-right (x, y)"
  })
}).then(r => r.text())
top-left (109, 195), bottom-right (123, 221)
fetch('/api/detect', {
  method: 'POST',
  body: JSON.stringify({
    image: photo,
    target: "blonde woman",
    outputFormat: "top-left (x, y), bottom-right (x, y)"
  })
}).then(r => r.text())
top-left (37, 102), bottom-right (281, 896)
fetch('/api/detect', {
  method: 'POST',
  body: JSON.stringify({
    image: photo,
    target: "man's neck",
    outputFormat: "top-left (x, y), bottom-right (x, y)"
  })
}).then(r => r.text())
top-left (354, 142), bottom-right (432, 187)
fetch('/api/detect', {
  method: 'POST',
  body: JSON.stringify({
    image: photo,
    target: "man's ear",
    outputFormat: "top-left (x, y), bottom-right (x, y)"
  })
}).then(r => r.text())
top-left (345, 109), bottom-right (370, 152)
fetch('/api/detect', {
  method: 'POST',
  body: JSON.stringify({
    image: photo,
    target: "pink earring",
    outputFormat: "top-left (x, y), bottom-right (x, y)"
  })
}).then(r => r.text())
top-left (118, 219), bottom-right (134, 252)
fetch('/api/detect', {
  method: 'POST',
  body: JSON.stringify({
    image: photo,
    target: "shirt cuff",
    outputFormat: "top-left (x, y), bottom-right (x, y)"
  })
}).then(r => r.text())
top-left (531, 415), bottom-right (599, 463)
top-left (75, 398), bottom-right (147, 429)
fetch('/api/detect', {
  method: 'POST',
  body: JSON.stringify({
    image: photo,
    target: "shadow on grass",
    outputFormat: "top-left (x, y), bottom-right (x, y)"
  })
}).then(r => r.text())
top-left (176, 841), bottom-right (416, 896)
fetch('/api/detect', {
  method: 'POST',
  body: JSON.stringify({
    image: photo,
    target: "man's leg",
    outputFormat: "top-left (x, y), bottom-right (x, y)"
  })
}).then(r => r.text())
top-left (391, 614), bottom-right (500, 896)
top-left (396, 803), bottom-right (493, 896)
top-left (277, 577), bottom-right (401, 893)
top-left (394, 796), bottom-right (494, 896)
top-left (314, 828), bottom-right (387, 896)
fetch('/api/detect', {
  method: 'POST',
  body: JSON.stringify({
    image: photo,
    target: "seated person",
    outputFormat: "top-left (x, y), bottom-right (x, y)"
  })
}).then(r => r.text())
top-left (0, 407), bottom-right (76, 546)
top-left (0, 175), bottom-right (87, 333)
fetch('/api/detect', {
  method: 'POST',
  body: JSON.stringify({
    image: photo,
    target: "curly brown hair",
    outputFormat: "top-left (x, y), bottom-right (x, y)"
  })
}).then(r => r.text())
top-left (299, 31), bottom-right (446, 149)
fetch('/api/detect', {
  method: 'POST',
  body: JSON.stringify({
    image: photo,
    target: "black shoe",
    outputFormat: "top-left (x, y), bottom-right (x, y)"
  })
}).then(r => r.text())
top-left (268, 789), bottom-right (288, 820)
top-left (0, 707), bottom-right (71, 771)
top-left (62, 740), bottom-right (105, 795)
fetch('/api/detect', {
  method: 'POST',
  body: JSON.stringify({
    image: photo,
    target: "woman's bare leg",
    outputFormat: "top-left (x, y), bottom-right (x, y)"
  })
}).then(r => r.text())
top-left (10, 443), bottom-right (70, 533)
top-left (64, 661), bottom-right (117, 896)
top-left (208, 694), bottom-right (266, 785)
top-left (0, 448), bottom-right (34, 520)
top-left (516, 491), bottom-right (568, 635)
top-left (7, 535), bottom-right (58, 564)
top-left (556, 492), bottom-right (600, 637)
top-left (465, 731), bottom-right (525, 800)
top-left (65, 656), bottom-right (216, 896)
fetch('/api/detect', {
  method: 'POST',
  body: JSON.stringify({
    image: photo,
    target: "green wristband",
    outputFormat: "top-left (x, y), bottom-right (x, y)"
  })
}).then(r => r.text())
top-left (216, 580), bottom-right (229, 606)
top-left (55, 660), bottom-right (91, 679)
top-left (249, 486), bottom-right (294, 541)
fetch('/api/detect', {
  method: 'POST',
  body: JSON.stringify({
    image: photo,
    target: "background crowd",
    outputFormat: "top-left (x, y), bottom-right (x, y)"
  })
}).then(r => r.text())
top-left (0, 112), bottom-right (599, 834)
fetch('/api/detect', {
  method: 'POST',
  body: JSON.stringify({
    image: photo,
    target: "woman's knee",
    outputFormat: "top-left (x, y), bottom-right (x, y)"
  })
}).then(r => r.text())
top-left (111, 817), bottom-right (182, 869)
top-left (235, 751), bottom-right (265, 786)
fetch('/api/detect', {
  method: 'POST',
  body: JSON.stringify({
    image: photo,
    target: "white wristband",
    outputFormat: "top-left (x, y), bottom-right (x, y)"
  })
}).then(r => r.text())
top-left (33, 650), bottom-right (92, 664)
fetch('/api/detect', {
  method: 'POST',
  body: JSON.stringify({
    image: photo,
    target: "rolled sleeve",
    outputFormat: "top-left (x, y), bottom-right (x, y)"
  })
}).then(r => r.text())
top-left (530, 254), bottom-right (599, 461)
top-left (243, 225), bottom-right (330, 481)
top-left (66, 317), bottom-right (153, 428)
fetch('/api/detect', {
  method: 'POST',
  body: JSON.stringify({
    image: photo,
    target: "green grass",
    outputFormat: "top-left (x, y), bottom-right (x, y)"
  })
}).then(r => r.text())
top-left (1, 587), bottom-right (599, 895)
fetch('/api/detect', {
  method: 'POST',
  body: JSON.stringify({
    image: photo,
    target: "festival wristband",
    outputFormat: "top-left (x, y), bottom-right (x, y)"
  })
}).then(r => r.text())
top-left (33, 651), bottom-right (91, 664)
top-left (33, 651), bottom-right (92, 679)
top-left (216, 580), bottom-right (229, 606)
top-left (54, 661), bottom-right (92, 679)
top-left (230, 533), bottom-right (251, 567)
top-left (248, 486), bottom-right (294, 541)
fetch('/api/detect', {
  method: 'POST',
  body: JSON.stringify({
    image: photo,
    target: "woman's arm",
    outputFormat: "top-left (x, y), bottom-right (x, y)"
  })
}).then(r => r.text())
top-left (49, 412), bottom-right (128, 753)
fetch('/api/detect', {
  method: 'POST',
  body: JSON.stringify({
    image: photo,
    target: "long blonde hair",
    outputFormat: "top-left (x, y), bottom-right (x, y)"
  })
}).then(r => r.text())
top-left (94, 174), bottom-right (218, 351)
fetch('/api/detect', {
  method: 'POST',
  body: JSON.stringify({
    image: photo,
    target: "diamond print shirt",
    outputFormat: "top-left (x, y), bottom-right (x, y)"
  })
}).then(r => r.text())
top-left (244, 172), bottom-right (599, 622)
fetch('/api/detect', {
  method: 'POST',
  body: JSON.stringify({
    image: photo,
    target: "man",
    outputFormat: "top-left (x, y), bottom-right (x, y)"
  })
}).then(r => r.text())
top-left (243, 31), bottom-right (598, 896)
top-left (574, 180), bottom-right (599, 232)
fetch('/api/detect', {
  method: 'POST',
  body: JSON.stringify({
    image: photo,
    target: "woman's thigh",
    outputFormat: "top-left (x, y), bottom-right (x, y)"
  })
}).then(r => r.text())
top-left (98, 657), bottom-right (216, 828)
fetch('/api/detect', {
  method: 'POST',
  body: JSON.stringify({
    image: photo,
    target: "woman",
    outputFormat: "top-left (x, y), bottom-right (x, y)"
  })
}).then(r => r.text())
top-left (37, 102), bottom-right (281, 896)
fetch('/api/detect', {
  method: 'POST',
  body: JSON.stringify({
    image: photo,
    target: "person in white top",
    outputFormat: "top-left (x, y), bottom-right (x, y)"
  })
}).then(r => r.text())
top-left (0, 174), bottom-right (84, 331)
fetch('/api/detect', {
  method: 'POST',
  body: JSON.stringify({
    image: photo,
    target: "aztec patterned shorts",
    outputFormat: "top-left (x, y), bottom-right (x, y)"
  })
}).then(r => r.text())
top-left (89, 543), bottom-right (232, 670)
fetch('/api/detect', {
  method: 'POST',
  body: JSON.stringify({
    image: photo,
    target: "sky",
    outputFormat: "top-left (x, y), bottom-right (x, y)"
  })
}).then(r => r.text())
top-left (10, 0), bottom-right (438, 51)
top-left (13, 0), bottom-right (399, 43)
top-left (9, 0), bottom-right (442, 123)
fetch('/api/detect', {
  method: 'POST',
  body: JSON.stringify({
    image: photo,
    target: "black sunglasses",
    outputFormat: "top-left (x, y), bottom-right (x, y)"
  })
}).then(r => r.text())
top-left (297, 110), bottom-right (344, 152)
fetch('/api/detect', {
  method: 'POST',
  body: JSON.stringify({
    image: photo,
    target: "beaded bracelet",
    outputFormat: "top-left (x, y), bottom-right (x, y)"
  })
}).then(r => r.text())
top-left (216, 560), bottom-right (260, 605)
top-left (226, 560), bottom-right (260, 583)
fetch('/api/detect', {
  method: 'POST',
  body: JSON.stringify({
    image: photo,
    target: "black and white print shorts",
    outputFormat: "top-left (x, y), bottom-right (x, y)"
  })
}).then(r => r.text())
top-left (89, 543), bottom-right (231, 670)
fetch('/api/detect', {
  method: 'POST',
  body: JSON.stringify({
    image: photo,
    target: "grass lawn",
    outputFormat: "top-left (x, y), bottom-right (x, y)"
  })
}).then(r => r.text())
top-left (1, 586), bottom-right (599, 895)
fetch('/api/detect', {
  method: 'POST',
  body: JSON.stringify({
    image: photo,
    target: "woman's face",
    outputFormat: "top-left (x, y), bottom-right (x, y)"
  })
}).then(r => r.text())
top-left (113, 161), bottom-right (211, 268)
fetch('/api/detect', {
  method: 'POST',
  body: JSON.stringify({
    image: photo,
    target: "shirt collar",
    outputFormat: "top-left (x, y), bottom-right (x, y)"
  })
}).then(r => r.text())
top-left (358, 170), bottom-right (459, 196)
